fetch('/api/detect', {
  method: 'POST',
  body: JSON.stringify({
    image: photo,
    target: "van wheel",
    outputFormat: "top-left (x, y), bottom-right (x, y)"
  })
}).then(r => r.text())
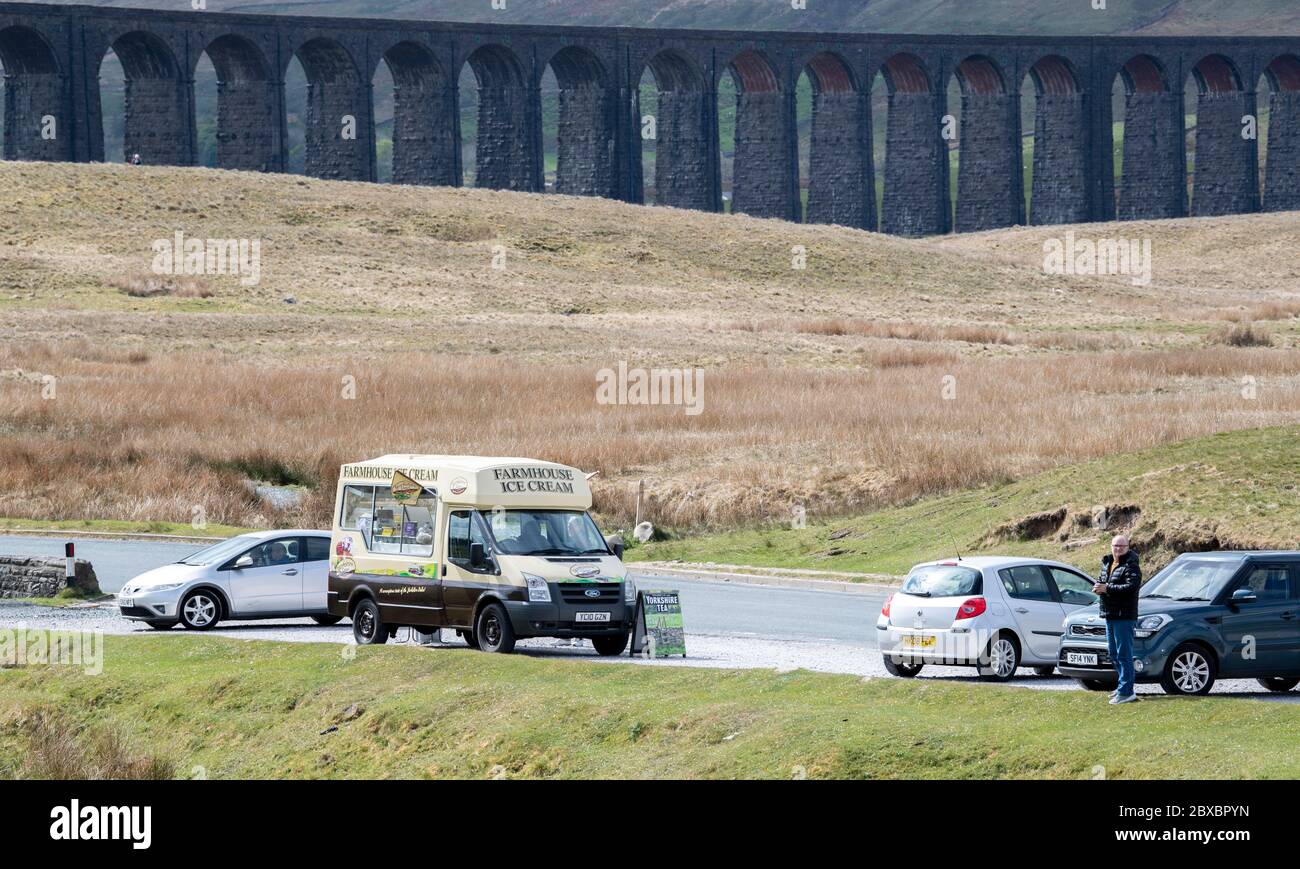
top-left (179, 590), bottom-right (221, 630)
top-left (1160, 643), bottom-right (1216, 695)
top-left (312, 615), bottom-right (343, 626)
top-left (352, 600), bottom-right (388, 646)
top-left (1079, 679), bottom-right (1117, 692)
top-left (1033, 666), bottom-right (1056, 677)
top-left (882, 656), bottom-right (924, 678)
top-left (457, 629), bottom-right (477, 649)
top-left (592, 633), bottom-right (629, 656)
top-left (1257, 676), bottom-right (1300, 692)
top-left (977, 633), bottom-right (1019, 682)
top-left (476, 603), bottom-right (516, 654)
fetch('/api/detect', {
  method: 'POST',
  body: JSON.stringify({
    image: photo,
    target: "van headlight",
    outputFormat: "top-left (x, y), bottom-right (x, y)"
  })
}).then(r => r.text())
top-left (623, 578), bottom-right (636, 604)
top-left (1135, 614), bottom-right (1171, 638)
top-left (522, 573), bottom-right (551, 603)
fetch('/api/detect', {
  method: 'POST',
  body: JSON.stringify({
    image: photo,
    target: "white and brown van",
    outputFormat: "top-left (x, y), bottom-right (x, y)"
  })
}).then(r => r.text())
top-left (327, 455), bottom-right (634, 654)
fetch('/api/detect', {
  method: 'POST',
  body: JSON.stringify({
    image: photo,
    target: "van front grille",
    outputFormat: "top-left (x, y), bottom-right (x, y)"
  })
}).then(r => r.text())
top-left (558, 582), bottom-right (621, 604)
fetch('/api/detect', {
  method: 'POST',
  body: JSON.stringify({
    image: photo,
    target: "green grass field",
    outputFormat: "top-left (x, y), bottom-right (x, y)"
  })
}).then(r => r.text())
top-left (630, 426), bottom-right (1300, 577)
top-left (2, 635), bottom-right (1298, 779)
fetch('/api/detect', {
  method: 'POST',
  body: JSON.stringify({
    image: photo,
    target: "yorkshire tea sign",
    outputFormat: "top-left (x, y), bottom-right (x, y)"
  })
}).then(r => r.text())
top-left (631, 590), bottom-right (686, 658)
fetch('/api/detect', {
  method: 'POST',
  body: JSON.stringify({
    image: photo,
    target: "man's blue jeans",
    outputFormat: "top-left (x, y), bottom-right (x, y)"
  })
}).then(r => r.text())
top-left (1106, 619), bottom-right (1136, 697)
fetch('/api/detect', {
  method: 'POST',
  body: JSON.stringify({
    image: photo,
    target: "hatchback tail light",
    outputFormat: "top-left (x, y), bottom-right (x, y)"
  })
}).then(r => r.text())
top-left (881, 593), bottom-right (894, 618)
top-left (954, 597), bottom-right (986, 620)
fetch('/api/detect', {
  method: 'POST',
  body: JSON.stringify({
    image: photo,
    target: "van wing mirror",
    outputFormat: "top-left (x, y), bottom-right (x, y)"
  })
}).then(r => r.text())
top-left (605, 534), bottom-right (625, 560)
top-left (1230, 587), bottom-right (1258, 604)
top-left (469, 542), bottom-right (488, 569)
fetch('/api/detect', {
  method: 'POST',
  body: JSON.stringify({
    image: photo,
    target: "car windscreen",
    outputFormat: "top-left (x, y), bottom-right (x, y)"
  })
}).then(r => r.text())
top-left (902, 564), bottom-right (982, 597)
top-left (179, 535), bottom-right (257, 566)
top-left (485, 510), bottom-right (609, 557)
top-left (1140, 558), bottom-right (1242, 601)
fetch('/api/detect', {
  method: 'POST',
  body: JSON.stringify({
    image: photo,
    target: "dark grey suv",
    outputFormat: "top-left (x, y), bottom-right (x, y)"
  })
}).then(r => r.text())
top-left (1058, 551), bottom-right (1300, 695)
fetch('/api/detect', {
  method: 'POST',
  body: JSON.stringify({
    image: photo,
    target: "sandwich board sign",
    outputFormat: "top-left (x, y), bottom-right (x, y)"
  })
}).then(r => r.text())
top-left (630, 589), bottom-right (685, 658)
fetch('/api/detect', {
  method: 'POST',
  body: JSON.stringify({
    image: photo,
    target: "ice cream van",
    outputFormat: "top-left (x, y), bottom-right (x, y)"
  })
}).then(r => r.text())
top-left (327, 455), bottom-right (634, 654)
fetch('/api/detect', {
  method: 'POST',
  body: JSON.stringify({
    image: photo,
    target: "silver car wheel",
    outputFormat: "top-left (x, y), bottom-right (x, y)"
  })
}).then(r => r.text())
top-left (1172, 650), bottom-right (1210, 693)
top-left (184, 594), bottom-right (216, 627)
top-left (990, 638), bottom-right (1017, 677)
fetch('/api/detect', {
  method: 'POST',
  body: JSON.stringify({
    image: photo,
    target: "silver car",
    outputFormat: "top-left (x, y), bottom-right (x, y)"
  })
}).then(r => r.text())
top-left (117, 530), bottom-right (340, 631)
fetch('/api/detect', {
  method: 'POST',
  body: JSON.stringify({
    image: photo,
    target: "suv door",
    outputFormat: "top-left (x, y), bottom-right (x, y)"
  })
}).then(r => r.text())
top-left (1216, 562), bottom-right (1296, 676)
top-left (223, 537), bottom-right (304, 614)
top-left (997, 566), bottom-right (1067, 660)
top-left (301, 536), bottom-right (331, 613)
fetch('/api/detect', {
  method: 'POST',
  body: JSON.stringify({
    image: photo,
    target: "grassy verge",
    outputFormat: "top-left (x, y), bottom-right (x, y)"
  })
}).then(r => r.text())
top-left (1, 635), bottom-right (1298, 779)
top-left (0, 518), bottom-right (253, 540)
top-left (630, 425), bottom-right (1300, 577)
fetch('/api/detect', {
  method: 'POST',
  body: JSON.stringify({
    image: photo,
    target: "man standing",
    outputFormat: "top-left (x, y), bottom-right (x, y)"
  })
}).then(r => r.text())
top-left (1094, 535), bottom-right (1142, 704)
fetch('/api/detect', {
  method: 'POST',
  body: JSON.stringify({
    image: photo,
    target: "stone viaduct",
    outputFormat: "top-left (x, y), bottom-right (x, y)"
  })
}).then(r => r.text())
top-left (1, 1), bottom-right (1298, 234)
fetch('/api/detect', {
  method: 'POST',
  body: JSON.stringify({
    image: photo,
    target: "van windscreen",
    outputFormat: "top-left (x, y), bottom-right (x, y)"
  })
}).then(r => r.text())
top-left (486, 510), bottom-right (609, 557)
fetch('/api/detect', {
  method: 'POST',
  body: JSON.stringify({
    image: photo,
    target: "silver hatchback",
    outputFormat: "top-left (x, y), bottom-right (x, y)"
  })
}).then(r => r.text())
top-left (117, 530), bottom-right (339, 630)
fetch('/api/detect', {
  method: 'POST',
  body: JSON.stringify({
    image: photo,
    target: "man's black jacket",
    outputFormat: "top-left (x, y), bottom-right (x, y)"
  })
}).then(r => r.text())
top-left (1097, 550), bottom-right (1142, 620)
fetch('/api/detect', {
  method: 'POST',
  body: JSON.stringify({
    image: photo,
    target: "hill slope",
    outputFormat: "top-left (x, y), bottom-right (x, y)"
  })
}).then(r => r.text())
top-left (43, 0), bottom-right (1300, 35)
top-left (4, 162), bottom-right (1300, 534)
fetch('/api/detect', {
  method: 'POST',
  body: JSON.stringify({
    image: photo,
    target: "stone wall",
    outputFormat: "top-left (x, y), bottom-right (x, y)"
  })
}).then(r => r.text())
top-left (653, 88), bottom-right (716, 211)
top-left (881, 90), bottom-right (947, 236)
top-left (1030, 93), bottom-right (1089, 225)
top-left (216, 80), bottom-right (278, 173)
top-left (3, 73), bottom-right (68, 161)
top-left (0, 556), bottom-right (100, 600)
top-left (731, 89), bottom-right (799, 221)
top-left (955, 93), bottom-right (1022, 232)
top-left (122, 77), bottom-right (192, 166)
top-left (806, 89), bottom-right (873, 230)
top-left (1191, 91), bottom-right (1259, 216)
top-left (304, 81), bottom-right (371, 181)
top-left (473, 84), bottom-right (534, 190)
top-left (555, 84), bottom-right (615, 197)
top-left (1264, 90), bottom-right (1300, 212)
top-left (1119, 91), bottom-right (1186, 220)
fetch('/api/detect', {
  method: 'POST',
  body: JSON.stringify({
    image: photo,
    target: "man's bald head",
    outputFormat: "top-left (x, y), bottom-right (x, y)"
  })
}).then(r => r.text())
top-left (1111, 535), bottom-right (1130, 554)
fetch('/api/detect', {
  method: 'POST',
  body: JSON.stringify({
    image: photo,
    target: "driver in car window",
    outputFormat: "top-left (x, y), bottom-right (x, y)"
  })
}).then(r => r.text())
top-left (518, 516), bottom-right (549, 552)
top-left (266, 542), bottom-right (294, 566)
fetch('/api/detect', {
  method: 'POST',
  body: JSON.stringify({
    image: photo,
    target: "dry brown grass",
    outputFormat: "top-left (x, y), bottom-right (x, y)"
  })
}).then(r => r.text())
top-left (1209, 321), bottom-right (1273, 348)
top-left (5, 709), bottom-right (174, 780)
top-left (110, 271), bottom-right (214, 299)
top-left (5, 343), bottom-right (1300, 531)
top-left (5, 163), bottom-right (1300, 533)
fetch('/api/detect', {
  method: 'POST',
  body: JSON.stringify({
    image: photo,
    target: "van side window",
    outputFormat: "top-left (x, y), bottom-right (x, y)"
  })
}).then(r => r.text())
top-left (369, 486), bottom-right (436, 557)
top-left (448, 510), bottom-right (488, 568)
top-left (340, 486), bottom-right (374, 532)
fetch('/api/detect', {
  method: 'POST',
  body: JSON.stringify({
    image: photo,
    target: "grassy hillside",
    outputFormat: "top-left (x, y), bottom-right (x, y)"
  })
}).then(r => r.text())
top-left (3, 161), bottom-right (1300, 533)
top-left (50, 0), bottom-right (1300, 35)
top-left (3, 635), bottom-right (1298, 779)
top-left (632, 426), bottom-right (1300, 576)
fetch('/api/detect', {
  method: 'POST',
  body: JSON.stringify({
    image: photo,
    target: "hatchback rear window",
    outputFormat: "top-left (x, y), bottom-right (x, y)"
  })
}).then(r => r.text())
top-left (902, 564), bottom-right (982, 597)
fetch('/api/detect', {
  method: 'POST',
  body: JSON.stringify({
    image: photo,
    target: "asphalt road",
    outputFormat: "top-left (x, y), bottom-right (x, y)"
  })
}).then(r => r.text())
top-left (1, 535), bottom-right (1295, 702)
